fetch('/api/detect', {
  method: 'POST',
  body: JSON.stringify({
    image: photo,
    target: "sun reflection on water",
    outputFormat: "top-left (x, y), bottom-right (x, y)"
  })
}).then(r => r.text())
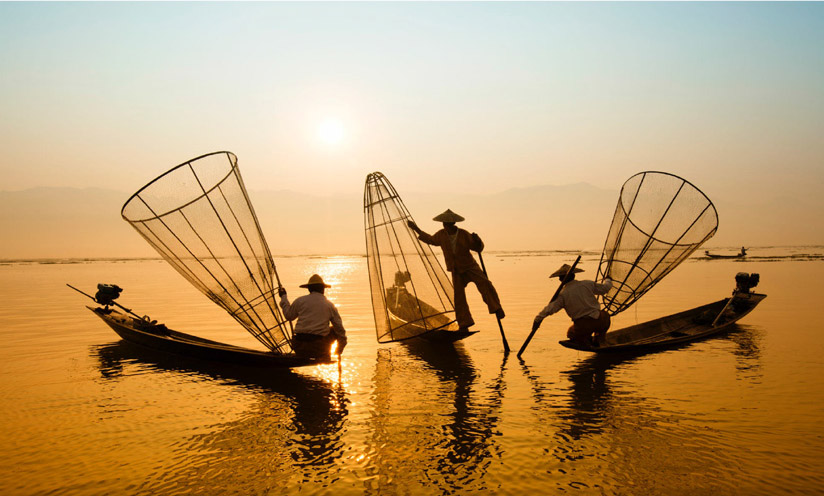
top-left (3, 254), bottom-right (818, 494)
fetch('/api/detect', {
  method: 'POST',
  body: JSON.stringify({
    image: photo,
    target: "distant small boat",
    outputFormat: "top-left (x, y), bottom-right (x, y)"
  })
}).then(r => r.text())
top-left (89, 306), bottom-right (329, 367)
top-left (705, 247), bottom-right (747, 259)
top-left (560, 272), bottom-right (765, 353)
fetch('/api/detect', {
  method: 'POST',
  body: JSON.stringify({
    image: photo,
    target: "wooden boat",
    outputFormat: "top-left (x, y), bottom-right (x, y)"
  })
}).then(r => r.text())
top-left (520, 172), bottom-right (720, 358)
top-left (89, 306), bottom-right (329, 367)
top-left (384, 284), bottom-right (478, 343)
top-left (73, 152), bottom-right (338, 369)
top-left (560, 273), bottom-right (765, 353)
top-left (705, 251), bottom-right (746, 259)
top-left (387, 311), bottom-right (478, 343)
top-left (705, 247), bottom-right (747, 259)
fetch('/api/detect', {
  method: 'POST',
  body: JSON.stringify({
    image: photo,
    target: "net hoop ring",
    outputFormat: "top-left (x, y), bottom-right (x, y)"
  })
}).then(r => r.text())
top-left (617, 171), bottom-right (719, 245)
top-left (121, 151), bottom-right (238, 223)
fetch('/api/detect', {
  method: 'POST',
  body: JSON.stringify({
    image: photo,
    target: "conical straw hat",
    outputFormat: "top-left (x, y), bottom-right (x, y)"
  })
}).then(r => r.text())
top-left (300, 274), bottom-right (331, 288)
top-left (432, 209), bottom-right (465, 223)
top-left (550, 264), bottom-right (584, 278)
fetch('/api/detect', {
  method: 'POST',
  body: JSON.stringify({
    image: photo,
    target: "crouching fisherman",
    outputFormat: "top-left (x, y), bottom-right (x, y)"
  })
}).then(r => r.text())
top-left (278, 274), bottom-right (347, 359)
top-left (532, 264), bottom-right (613, 347)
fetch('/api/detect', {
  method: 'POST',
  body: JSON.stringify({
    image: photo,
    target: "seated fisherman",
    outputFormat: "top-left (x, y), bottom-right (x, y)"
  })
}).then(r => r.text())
top-left (532, 264), bottom-right (613, 346)
top-left (407, 209), bottom-right (504, 332)
top-left (278, 274), bottom-right (347, 358)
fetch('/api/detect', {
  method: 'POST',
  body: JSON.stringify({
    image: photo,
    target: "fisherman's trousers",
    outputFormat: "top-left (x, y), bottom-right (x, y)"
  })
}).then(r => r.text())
top-left (451, 266), bottom-right (502, 329)
top-left (567, 310), bottom-right (611, 345)
top-left (292, 331), bottom-right (343, 359)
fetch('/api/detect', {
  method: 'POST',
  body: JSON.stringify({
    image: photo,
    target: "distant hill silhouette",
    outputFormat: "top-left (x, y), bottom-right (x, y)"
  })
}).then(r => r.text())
top-left (1, 184), bottom-right (822, 259)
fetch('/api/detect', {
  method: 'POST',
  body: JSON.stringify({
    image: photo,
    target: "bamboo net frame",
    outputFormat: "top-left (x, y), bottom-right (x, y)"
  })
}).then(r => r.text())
top-left (121, 151), bottom-right (292, 353)
top-left (597, 171), bottom-right (719, 316)
top-left (364, 172), bottom-right (458, 342)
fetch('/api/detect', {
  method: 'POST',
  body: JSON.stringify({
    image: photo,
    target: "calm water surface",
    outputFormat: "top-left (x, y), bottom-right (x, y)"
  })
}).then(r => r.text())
top-left (1, 248), bottom-right (823, 495)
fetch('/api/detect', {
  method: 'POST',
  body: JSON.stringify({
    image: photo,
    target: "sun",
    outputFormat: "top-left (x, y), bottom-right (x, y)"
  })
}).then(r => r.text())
top-left (317, 118), bottom-right (345, 146)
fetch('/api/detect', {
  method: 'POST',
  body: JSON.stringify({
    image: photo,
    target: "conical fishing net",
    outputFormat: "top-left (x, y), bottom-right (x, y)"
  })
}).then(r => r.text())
top-left (364, 172), bottom-right (458, 342)
top-left (597, 171), bottom-right (718, 315)
top-left (121, 151), bottom-right (291, 353)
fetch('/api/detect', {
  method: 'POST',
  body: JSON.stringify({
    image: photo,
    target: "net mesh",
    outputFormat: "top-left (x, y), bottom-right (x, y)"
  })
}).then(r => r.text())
top-left (121, 151), bottom-right (291, 353)
top-left (364, 172), bottom-right (458, 342)
top-left (597, 171), bottom-right (718, 315)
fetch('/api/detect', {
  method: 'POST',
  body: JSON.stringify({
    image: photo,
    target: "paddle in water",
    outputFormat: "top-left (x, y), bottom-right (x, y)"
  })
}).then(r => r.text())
top-left (478, 251), bottom-right (510, 354)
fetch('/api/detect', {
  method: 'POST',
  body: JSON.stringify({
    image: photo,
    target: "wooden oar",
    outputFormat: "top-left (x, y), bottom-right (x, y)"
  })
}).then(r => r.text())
top-left (517, 255), bottom-right (582, 358)
top-left (477, 251), bottom-right (510, 354)
top-left (710, 290), bottom-right (738, 327)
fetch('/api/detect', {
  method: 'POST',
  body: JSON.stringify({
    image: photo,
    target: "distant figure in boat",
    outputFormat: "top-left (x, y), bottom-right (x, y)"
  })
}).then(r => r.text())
top-left (704, 246), bottom-right (748, 259)
top-left (407, 209), bottom-right (504, 332)
top-left (278, 274), bottom-right (347, 359)
top-left (532, 264), bottom-right (613, 347)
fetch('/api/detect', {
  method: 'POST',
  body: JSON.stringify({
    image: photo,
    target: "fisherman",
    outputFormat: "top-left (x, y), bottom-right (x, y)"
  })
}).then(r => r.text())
top-left (407, 209), bottom-right (504, 332)
top-left (278, 274), bottom-right (347, 359)
top-left (532, 264), bottom-right (613, 347)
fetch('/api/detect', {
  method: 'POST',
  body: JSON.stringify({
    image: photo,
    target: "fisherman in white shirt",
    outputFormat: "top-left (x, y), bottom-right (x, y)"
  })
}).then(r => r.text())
top-left (278, 274), bottom-right (347, 359)
top-left (532, 264), bottom-right (613, 347)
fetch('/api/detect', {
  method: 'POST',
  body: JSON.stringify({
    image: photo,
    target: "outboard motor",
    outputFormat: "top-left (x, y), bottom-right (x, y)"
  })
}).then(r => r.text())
top-left (95, 284), bottom-right (123, 307)
top-left (735, 272), bottom-right (759, 294)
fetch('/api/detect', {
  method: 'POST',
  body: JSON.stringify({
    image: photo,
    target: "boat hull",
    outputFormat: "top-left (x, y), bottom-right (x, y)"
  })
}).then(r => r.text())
top-left (386, 310), bottom-right (477, 343)
top-left (90, 307), bottom-right (330, 368)
top-left (559, 292), bottom-right (766, 353)
top-left (418, 329), bottom-right (478, 343)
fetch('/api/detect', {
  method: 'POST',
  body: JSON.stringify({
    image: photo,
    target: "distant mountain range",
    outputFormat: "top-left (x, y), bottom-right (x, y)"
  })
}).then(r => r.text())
top-left (1, 184), bottom-right (821, 259)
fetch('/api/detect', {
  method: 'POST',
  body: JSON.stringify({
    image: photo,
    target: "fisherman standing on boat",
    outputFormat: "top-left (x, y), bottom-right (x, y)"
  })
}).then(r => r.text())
top-left (407, 209), bottom-right (504, 332)
top-left (532, 264), bottom-right (612, 347)
top-left (278, 274), bottom-right (347, 359)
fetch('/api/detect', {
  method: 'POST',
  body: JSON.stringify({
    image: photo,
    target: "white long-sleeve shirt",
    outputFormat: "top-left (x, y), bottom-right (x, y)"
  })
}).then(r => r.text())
top-left (535, 279), bottom-right (613, 322)
top-left (279, 292), bottom-right (346, 337)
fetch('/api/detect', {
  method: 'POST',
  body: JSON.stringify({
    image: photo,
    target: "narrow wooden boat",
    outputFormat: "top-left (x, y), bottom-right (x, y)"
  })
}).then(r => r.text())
top-left (387, 308), bottom-right (478, 343)
top-left (384, 287), bottom-right (478, 343)
top-left (418, 329), bottom-right (479, 343)
top-left (89, 306), bottom-right (330, 368)
top-left (560, 279), bottom-right (765, 353)
top-left (74, 152), bottom-right (341, 369)
top-left (704, 248), bottom-right (747, 259)
top-left (705, 252), bottom-right (745, 259)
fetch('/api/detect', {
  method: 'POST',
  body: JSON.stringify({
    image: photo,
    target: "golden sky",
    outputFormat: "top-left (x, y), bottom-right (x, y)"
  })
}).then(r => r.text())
top-left (1, 2), bottom-right (822, 212)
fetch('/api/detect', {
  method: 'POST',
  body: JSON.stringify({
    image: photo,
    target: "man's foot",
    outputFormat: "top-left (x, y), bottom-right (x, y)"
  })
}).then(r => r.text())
top-left (495, 308), bottom-right (505, 319)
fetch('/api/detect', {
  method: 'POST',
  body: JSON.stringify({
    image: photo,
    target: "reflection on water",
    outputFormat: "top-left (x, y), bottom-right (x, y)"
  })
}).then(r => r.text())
top-left (561, 355), bottom-right (629, 440)
top-left (95, 342), bottom-right (348, 492)
top-left (519, 325), bottom-right (769, 493)
top-left (404, 340), bottom-right (507, 480)
top-left (3, 254), bottom-right (824, 494)
top-left (92, 339), bottom-right (510, 494)
top-left (727, 325), bottom-right (763, 376)
top-left (364, 341), bottom-right (506, 493)
top-left (528, 325), bottom-right (764, 440)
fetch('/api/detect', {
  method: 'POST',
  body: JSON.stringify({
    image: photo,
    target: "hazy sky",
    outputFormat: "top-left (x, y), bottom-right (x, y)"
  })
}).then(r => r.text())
top-left (1, 2), bottom-right (822, 207)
